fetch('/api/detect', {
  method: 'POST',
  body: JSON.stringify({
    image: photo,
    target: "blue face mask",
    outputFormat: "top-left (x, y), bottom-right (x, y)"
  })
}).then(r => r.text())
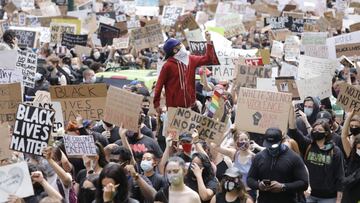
top-left (304, 107), bottom-right (313, 117)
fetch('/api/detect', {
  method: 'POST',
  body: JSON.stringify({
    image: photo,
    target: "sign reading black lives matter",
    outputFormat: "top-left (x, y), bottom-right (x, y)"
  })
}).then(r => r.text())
top-left (10, 104), bottom-right (55, 156)
top-left (61, 33), bottom-right (88, 49)
top-left (63, 135), bottom-right (97, 157)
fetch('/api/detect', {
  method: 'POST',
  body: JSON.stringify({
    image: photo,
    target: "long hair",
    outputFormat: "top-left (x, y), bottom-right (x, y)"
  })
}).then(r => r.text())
top-left (187, 152), bottom-right (215, 184)
top-left (349, 135), bottom-right (360, 161)
top-left (95, 142), bottom-right (108, 168)
top-left (96, 163), bottom-right (129, 203)
top-left (219, 174), bottom-right (248, 200)
top-left (312, 119), bottom-right (332, 143)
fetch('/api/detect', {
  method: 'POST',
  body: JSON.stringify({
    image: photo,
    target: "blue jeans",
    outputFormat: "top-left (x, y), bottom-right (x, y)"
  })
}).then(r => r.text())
top-left (306, 196), bottom-right (336, 203)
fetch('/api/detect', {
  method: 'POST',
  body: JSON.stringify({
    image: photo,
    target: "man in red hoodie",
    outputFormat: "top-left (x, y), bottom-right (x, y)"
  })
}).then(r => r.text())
top-left (154, 32), bottom-right (217, 114)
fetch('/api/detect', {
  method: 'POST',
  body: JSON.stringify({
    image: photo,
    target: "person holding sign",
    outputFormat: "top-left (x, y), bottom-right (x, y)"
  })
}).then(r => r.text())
top-left (0, 30), bottom-right (18, 50)
top-left (153, 31), bottom-right (217, 114)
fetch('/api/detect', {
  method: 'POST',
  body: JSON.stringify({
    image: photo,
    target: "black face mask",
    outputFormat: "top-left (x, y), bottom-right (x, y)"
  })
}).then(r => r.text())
top-left (81, 188), bottom-right (96, 202)
top-left (312, 131), bottom-right (326, 141)
top-left (350, 127), bottom-right (360, 136)
top-left (142, 107), bottom-right (149, 115)
top-left (47, 65), bottom-right (54, 71)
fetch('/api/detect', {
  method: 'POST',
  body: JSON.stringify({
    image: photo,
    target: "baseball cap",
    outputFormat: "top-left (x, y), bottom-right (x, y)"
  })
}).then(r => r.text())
top-left (163, 38), bottom-right (181, 56)
top-left (263, 128), bottom-right (283, 148)
top-left (224, 167), bottom-right (242, 178)
top-left (316, 111), bottom-right (332, 123)
top-left (179, 132), bottom-right (192, 142)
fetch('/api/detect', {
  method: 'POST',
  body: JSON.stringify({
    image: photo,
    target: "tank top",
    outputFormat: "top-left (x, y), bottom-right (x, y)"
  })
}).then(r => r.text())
top-left (233, 151), bottom-right (252, 187)
top-left (215, 192), bottom-right (247, 203)
top-left (216, 159), bottom-right (229, 182)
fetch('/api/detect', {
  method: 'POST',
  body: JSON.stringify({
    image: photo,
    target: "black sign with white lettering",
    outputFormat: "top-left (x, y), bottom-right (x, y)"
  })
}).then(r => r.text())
top-left (189, 41), bottom-right (206, 55)
top-left (61, 33), bottom-right (88, 49)
top-left (264, 16), bottom-right (304, 33)
top-left (10, 104), bottom-right (55, 156)
top-left (11, 29), bottom-right (37, 48)
top-left (98, 23), bottom-right (120, 46)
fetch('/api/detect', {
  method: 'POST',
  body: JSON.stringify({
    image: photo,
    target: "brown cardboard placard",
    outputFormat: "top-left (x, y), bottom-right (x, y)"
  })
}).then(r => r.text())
top-left (175, 13), bottom-right (199, 32)
top-left (350, 22), bottom-right (360, 32)
top-left (104, 86), bottom-right (143, 131)
top-left (4, 2), bottom-right (18, 14)
top-left (0, 83), bottom-right (22, 125)
top-left (49, 83), bottom-right (107, 122)
top-left (275, 76), bottom-right (300, 100)
top-left (0, 123), bottom-right (12, 160)
top-left (335, 42), bottom-right (360, 58)
top-left (235, 87), bottom-right (292, 134)
top-left (235, 65), bottom-right (272, 88)
top-left (269, 29), bottom-right (292, 41)
top-left (74, 45), bottom-right (92, 58)
top-left (131, 23), bottom-right (164, 51)
top-left (168, 108), bottom-right (226, 145)
top-left (337, 83), bottom-right (360, 114)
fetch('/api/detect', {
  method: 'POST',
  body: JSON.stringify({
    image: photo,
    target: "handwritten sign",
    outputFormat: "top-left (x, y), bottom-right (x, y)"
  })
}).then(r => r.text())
top-left (212, 65), bottom-right (235, 81)
top-left (169, 108), bottom-right (226, 145)
top-left (63, 135), bottom-right (97, 157)
top-left (280, 62), bottom-right (298, 78)
top-left (284, 35), bottom-right (300, 62)
top-left (189, 41), bottom-right (206, 55)
top-left (0, 83), bottom-right (21, 125)
top-left (98, 23), bottom-right (120, 46)
top-left (50, 22), bottom-right (77, 44)
top-left (270, 40), bottom-right (284, 58)
top-left (104, 86), bottom-right (143, 131)
top-left (131, 23), bottom-right (164, 50)
top-left (113, 36), bottom-right (129, 49)
top-left (335, 42), bottom-right (360, 58)
top-left (326, 31), bottom-right (360, 59)
top-left (161, 6), bottom-right (183, 26)
top-left (302, 32), bottom-right (327, 45)
top-left (11, 29), bottom-right (38, 48)
top-left (235, 88), bottom-right (292, 134)
top-left (50, 84), bottom-right (107, 122)
top-left (296, 75), bottom-right (332, 100)
top-left (0, 50), bottom-right (22, 84)
top-left (275, 76), bottom-right (300, 100)
top-left (11, 104), bottom-right (54, 156)
top-left (16, 49), bottom-right (37, 88)
top-left (298, 55), bottom-right (338, 79)
top-left (337, 83), bottom-right (360, 114)
top-left (0, 162), bottom-right (34, 202)
top-left (303, 45), bottom-right (328, 58)
top-left (61, 33), bottom-right (88, 49)
top-left (0, 123), bottom-right (12, 160)
top-left (235, 65), bottom-right (272, 88)
top-left (350, 22), bottom-right (360, 32)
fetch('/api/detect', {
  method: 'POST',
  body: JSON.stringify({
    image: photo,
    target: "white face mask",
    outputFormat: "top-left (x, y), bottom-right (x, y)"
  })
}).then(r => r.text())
top-left (174, 46), bottom-right (190, 66)
top-left (93, 52), bottom-right (101, 59)
top-left (90, 75), bottom-right (97, 83)
top-left (357, 148), bottom-right (360, 157)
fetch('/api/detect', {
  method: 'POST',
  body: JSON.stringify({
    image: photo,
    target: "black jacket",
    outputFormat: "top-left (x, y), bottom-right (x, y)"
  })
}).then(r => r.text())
top-left (247, 145), bottom-right (309, 203)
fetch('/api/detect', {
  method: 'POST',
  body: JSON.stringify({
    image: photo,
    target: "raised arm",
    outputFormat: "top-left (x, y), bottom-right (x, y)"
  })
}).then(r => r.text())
top-left (341, 110), bottom-right (354, 158)
top-left (43, 147), bottom-right (72, 188)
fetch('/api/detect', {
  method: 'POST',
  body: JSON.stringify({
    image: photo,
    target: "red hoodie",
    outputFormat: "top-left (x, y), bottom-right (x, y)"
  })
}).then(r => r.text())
top-left (154, 43), bottom-right (217, 109)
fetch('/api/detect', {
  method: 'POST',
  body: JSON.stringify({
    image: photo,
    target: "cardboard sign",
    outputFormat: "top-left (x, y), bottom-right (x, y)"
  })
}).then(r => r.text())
top-left (235, 88), bottom-right (292, 134)
top-left (104, 86), bottom-right (143, 131)
top-left (63, 135), bottom-right (97, 157)
top-left (275, 76), bottom-right (300, 100)
top-left (350, 22), bottom-right (360, 32)
top-left (236, 65), bottom-right (272, 88)
top-left (0, 123), bottom-right (12, 160)
top-left (296, 75), bottom-right (332, 100)
top-left (189, 41), bottom-right (206, 55)
top-left (302, 32), bottom-right (327, 45)
top-left (212, 65), bottom-right (235, 81)
top-left (326, 31), bottom-right (360, 59)
top-left (0, 50), bottom-right (22, 84)
top-left (16, 49), bottom-right (37, 88)
top-left (50, 84), bottom-right (107, 122)
top-left (0, 83), bottom-right (22, 125)
top-left (257, 78), bottom-right (277, 92)
top-left (11, 29), bottom-right (38, 48)
top-left (162, 6), bottom-right (184, 26)
top-left (0, 162), bottom-right (34, 202)
top-left (168, 108), bottom-right (226, 145)
top-left (303, 45), bottom-right (329, 58)
top-left (74, 45), bottom-right (92, 58)
top-left (335, 42), bottom-right (360, 58)
top-left (284, 35), bottom-right (300, 62)
top-left (280, 62), bottom-right (298, 78)
top-left (98, 23), bottom-right (120, 46)
top-left (61, 33), bottom-right (88, 49)
top-left (271, 40), bottom-right (284, 58)
top-left (337, 83), bottom-right (360, 114)
top-left (298, 55), bottom-right (338, 79)
top-left (175, 13), bottom-right (200, 32)
top-left (269, 29), bottom-right (292, 41)
top-left (131, 23), bottom-right (164, 51)
top-left (10, 104), bottom-right (54, 156)
top-left (50, 22), bottom-right (77, 44)
top-left (113, 36), bottom-right (129, 49)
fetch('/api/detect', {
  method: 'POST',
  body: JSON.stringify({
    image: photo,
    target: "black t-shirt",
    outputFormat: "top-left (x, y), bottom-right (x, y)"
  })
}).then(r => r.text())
top-left (92, 125), bottom-right (120, 144)
top-left (147, 173), bottom-right (168, 191)
top-left (185, 176), bottom-right (218, 203)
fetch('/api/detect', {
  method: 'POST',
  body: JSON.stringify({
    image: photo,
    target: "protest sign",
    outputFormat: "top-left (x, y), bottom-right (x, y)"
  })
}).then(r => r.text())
top-left (303, 45), bottom-right (329, 58)
top-left (0, 123), bottom-right (12, 160)
top-left (335, 42), bottom-right (360, 58)
top-left (189, 41), bottom-right (206, 55)
top-left (10, 104), bottom-right (54, 156)
top-left (326, 31), bottom-right (360, 59)
top-left (212, 65), bottom-right (235, 81)
top-left (104, 86), bottom-right (143, 131)
top-left (301, 32), bottom-right (327, 45)
top-left (256, 78), bottom-right (277, 92)
top-left (0, 162), bottom-right (34, 202)
top-left (98, 23), bottom-right (120, 46)
top-left (175, 13), bottom-right (200, 32)
top-left (284, 35), bottom-right (300, 62)
top-left (270, 40), bottom-right (284, 58)
top-left (280, 62), bottom-right (298, 78)
top-left (298, 55), bottom-right (338, 79)
top-left (113, 36), bottom-right (129, 49)
top-left (264, 16), bottom-right (303, 32)
top-left (16, 49), bottom-right (37, 88)
top-left (257, 49), bottom-right (270, 65)
top-left (162, 6), bottom-right (184, 27)
top-left (74, 45), bottom-right (92, 59)
top-left (296, 75), bottom-right (332, 100)
top-left (11, 28), bottom-right (38, 48)
top-left (61, 33), bottom-right (88, 49)
top-left (235, 65), bottom-right (272, 88)
top-left (184, 29), bottom-right (204, 42)
top-left (235, 87), bottom-right (292, 134)
top-left (50, 22), bottom-right (77, 44)
top-left (135, 0), bottom-right (159, 6)
top-left (269, 29), bottom-right (292, 41)
top-left (0, 83), bottom-right (21, 125)
top-left (337, 83), bottom-right (360, 114)
top-left (168, 108), bottom-right (226, 145)
top-left (63, 135), bottom-right (97, 157)
top-left (131, 23), bottom-right (164, 51)
top-left (0, 50), bottom-right (22, 84)
top-left (34, 91), bottom-right (51, 103)
top-left (339, 56), bottom-right (355, 68)
top-left (216, 48), bottom-right (258, 66)
top-left (127, 16), bottom-right (141, 29)
top-left (50, 83), bottom-right (107, 122)
top-left (350, 22), bottom-right (360, 32)
top-left (275, 76), bottom-right (300, 100)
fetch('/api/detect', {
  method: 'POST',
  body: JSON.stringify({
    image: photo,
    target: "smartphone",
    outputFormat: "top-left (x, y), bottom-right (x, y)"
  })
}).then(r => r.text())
top-left (263, 179), bottom-right (271, 186)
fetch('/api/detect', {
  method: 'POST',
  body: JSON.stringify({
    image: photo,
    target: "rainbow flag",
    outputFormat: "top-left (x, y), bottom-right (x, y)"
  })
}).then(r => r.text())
top-left (207, 89), bottom-right (223, 118)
